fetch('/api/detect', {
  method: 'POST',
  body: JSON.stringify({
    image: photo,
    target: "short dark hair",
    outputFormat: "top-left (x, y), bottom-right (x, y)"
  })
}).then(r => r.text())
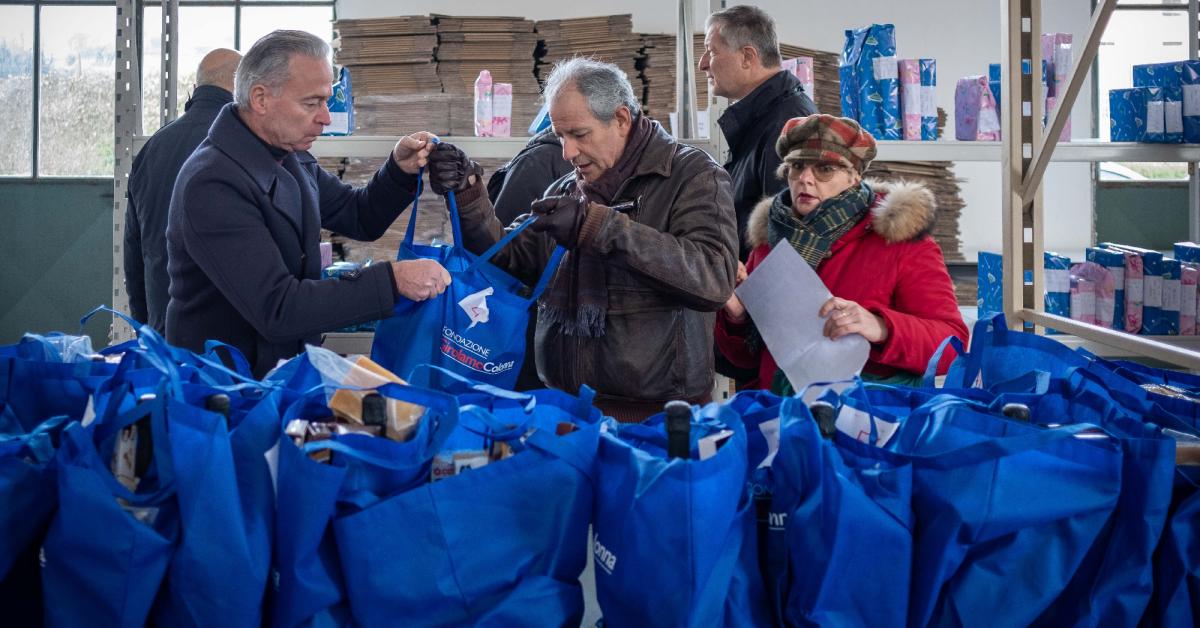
top-left (705, 5), bottom-right (781, 68)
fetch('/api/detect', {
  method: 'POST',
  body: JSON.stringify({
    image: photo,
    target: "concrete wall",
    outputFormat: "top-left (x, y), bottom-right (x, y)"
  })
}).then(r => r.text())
top-left (337, 0), bottom-right (1097, 259)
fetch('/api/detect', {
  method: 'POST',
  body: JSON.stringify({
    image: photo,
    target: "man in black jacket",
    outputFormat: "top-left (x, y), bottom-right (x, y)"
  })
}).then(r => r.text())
top-left (124, 48), bottom-right (241, 332)
top-left (700, 5), bottom-right (817, 262)
top-left (166, 31), bottom-right (449, 377)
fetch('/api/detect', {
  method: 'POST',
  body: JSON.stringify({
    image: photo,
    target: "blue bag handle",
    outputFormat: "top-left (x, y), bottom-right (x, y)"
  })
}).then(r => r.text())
top-left (81, 305), bottom-right (267, 390)
top-left (457, 404), bottom-right (596, 481)
top-left (406, 363), bottom-right (537, 411)
top-left (463, 215), bottom-right (567, 304)
top-left (922, 335), bottom-right (967, 388)
top-left (400, 138), bottom-right (463, 253)
top-left (202, 339), bottom-right (254, 380)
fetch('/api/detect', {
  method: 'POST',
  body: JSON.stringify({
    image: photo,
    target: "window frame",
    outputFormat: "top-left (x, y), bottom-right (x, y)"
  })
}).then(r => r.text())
top-left (0, 0), bottom-right (334, 180)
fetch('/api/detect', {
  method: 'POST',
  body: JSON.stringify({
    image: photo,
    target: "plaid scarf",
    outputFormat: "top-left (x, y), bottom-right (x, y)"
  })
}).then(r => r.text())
top-left (539, 115), bottom-right (655, 337)
top-left (766, 181), bottom-right (873, 268)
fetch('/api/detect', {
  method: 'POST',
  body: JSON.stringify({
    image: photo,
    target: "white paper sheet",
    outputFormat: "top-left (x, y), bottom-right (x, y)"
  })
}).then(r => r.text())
top-left (735, 243), bottom-right (870, 392)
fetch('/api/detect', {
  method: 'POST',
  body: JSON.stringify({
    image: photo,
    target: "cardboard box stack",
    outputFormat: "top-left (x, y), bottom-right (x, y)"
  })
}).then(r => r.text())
top-left (435, 14), bottom-right (541, 136)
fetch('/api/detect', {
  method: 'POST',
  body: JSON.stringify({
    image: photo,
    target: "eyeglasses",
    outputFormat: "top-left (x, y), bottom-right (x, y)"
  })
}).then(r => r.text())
top-left (790, 161), bottom-right (849, 182)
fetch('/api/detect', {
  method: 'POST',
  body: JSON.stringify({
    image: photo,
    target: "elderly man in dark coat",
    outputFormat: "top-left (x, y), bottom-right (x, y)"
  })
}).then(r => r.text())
top-left (427, 57), bottom-right (738, 421)
top-left (166, 30), bottom-right (450, 377)
top-left (124, 48), bottom-right (241, 333)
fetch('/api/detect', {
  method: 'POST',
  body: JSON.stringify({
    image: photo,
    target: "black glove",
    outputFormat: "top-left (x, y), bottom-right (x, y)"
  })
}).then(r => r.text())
top-left (529, 195), bottom-right (590, 249)
top-left (428, 142), bottom-right (480, 195)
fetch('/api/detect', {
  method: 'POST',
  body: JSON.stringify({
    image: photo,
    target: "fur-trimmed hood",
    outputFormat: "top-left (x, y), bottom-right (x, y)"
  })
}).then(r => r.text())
top-left (745, 179), bottom-right (937, 249)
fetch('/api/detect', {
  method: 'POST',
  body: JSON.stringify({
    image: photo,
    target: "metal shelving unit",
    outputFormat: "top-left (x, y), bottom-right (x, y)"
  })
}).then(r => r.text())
top-left (1000, 0), bottom-right (1200, 370)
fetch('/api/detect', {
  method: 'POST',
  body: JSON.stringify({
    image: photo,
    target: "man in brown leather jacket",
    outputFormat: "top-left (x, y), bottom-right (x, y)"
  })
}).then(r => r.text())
top-left (427, 57), bottom-right (738, 421)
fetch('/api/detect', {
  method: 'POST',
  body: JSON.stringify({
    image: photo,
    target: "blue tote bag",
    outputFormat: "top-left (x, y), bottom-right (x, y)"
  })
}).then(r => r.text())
top-left (761, 392), bottom-right (914, 627)
top-left (269, 380), bottom-right (459, 627)
top-left (882, 394), bottom-right (1124, 627)
top-left (592, 403), bottom-right (760, 627)
top-left (928, 312), bottom-right (1091, 390)
top-left (327, 400), bottom-right (598, 626)
top-left (0, 333), bottom-right (117, 435)
top-left (371, 167), bottom-right (565, 390)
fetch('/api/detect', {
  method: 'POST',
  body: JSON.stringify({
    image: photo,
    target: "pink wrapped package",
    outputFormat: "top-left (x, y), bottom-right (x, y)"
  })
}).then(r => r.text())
top-left (319, 242), bottom-right (333, 270)
top-left (491, 82), bottom-right (513, 137)
top-left (899, 59), bottom-right (922, 140)
top-left (1071, 262), bottom-right (1116, 329)
top-left (1182, 263), bottom-right (1198, 335)
top-left (1120, 251), bottom-right (1144, 333)
top-left (955, 75), bottom-right (1001, 141)
top-left (474, 70), bottom-right (493, 137)
top-left (1070, 274), bottom-right (1097, 326)
top-left (782, 57), bottom-right (815, 102)
top-left (1042, 33), bottom-right (1073, 141)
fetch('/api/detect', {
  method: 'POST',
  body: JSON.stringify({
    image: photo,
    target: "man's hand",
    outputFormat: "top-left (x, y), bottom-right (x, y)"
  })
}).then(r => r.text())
top-left (392, 132), bottom-right (438, 175)
top-left (529, 195), bottom-right (590, 249)
top-left (427, 142), bottom-right (481, 194)
top-left (819, 297), bottom-right (889, 344)
top-left (390, 259), bottom-right (451, 301)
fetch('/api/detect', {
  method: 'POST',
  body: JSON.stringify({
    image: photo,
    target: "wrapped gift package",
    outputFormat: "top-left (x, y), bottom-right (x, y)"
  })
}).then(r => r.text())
top-left (1109, 87), bottom-right (1159, 142)
top-left (1163, 258), bottom-right (1183, 335)
top-left (899, 59), bottom-right (922, 140)
top-left (1071, 262), bottom-right (1116, 329)
top-left (1174, 241), bottom-right (1200, 264)
top-left (491, 82), bottom-right (513, 137)
top-left (1182, 263), bottom-right (1198, 335)
top-left (977, 251), bottom-right (1004, 319)
top-left (1045, 252), bottom-right (1072, 321)
top-left (1086, 247), bottom-right (1127, 331)
top-left (1070, 275), bottom-right (1097, 326)
top-left (782, 57), bottom-right (815, 102)
top-left (988, 63), bottom-right (1002, 118)
top-left (840, 24), bottom-right (900, 140)
top-left (322, 68), bottom-right (354, 136)
top-left (1041, 33), bottom-right (1072, 140)
top-left (1105, 243), bottom-right (1166, 335)
top-left (1182, 60), bottom-right (1200, 143)
top-left (1100, 244), bottom-right (1144, 333)
top-left (955, 75), bottom-right (1001, 141)
top-left (474, 69), bottom-right (493, 137)
top-left (1134, 62), bottom-right (1184, 144)
top-left (920, 59), bottom-right (937, 140)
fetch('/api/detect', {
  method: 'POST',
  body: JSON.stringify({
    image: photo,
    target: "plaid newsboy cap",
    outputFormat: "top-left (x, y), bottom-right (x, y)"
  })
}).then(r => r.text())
top-left (775, 114), bottom-right (878, 174)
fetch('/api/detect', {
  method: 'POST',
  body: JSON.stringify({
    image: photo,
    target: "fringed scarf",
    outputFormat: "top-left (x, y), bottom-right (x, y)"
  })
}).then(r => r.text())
top-left (539, 114), bottom-right (655, 337)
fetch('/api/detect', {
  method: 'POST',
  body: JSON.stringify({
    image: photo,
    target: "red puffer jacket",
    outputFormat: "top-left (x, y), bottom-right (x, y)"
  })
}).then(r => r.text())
top-left (715, 180), bottom-right (968, 390)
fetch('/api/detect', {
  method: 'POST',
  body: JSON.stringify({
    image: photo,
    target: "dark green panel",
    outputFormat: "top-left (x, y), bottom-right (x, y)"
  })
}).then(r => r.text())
top-left (0, 179), bottom-right (114, 347)
top-left (1095, 182), bottom-right (1189, 251)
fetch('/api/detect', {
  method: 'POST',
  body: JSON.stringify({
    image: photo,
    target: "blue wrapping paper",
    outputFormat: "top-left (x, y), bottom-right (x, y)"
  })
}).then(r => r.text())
top-left (1045, 252), bottom-right (1072, 322)
top-left (920, 59), bottom-right (938, 140)
top-left (841, 24), bottom-right (900, 139)
top-left (322, 67), bottom-right (353, 136)
top-left (1104, 243), bottom-right (1169, 335)
top-left (1134, 63), bottom-right (1184, 143)
top-left (1086, 247), bottom-right (1128, 332)
top-left (1182, 60), bottom-right (1200, 143)
top-left (1174, 241), bottom-right (1200, 263)
top-left (1109, 88), bottom-right (1156, 142)
top-left (988, 63), bottom-right (1002, 118)
top-left (978, 252), bottom-right (1004, 319)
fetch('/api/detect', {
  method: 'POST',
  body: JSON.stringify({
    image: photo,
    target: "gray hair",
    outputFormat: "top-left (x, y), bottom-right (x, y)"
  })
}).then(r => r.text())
top-left (705, 5), bottom-right (782, 68)
top-left (543, 57), bottom-right (641, 123)
top-left (234, 30), bottom-right (330, 108)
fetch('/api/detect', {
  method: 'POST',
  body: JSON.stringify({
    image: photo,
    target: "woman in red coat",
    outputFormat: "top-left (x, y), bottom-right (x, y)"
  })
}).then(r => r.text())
top-left (716, 114), bottom-right (967, 392)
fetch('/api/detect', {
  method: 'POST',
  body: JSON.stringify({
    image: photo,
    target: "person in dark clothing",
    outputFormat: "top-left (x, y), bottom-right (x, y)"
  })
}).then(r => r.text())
top-left (484, 127), bottom-right (573, 390)
top-left (488, 128), bottom-right (572, 225)
top-left (166, 31), bottom-right (450, 377)
top-left (124, 48), bottom-right (241, 333)
top-left (700, 5), bottom-right (818, 262)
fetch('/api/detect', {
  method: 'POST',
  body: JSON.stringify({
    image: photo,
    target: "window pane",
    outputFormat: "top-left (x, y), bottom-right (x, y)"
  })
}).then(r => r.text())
top-left (38, 5), bottom-right (116, 177)
top-left (1098, 9), bottom-right (1189, 180)
top-left (0, 6), bottom-right (34, 176)
top-left (1116, 0), bottom-right (1186, 5)
top-left (142, 5), bottom-right (235, 135)
top-left (239, 6), bottom-right (334, 52)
